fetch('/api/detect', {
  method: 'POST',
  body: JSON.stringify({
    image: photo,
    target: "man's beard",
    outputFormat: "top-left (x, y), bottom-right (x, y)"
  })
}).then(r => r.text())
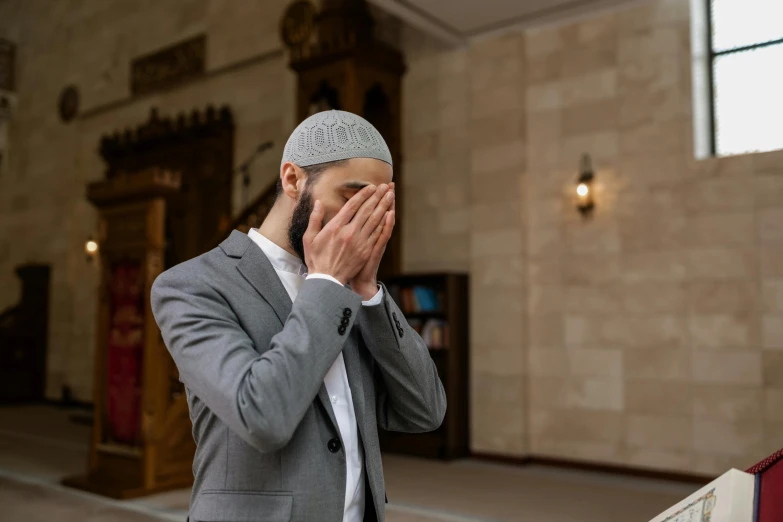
top-left (288, 188), bottom-right (314, 263)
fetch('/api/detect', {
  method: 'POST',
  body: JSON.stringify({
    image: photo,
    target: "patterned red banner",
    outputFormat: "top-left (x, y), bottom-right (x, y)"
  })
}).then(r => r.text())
top-left (106, 261), bottom-right (144, 445)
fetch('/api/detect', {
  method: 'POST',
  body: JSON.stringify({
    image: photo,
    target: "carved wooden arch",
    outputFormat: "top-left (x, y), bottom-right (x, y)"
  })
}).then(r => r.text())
top-left (100, 106), bottom-right (235, 268)
top-left (100, 106), bottom-right (233, 176)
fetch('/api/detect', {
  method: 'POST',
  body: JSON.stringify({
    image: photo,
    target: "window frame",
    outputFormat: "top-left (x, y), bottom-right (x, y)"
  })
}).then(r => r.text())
top-left (706, 0), bottom-right (783, 155)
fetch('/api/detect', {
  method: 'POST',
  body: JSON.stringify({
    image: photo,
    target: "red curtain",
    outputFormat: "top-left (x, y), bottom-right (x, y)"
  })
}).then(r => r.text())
top-left (106, 261), bottom-right (144, 445)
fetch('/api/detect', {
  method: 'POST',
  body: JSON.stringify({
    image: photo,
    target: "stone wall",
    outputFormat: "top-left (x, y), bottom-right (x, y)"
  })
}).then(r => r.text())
top-left (466, 36), bottom-right (528, 455)
top-left (400, 47), bottom-right (470, 273)
top-left (522, 0), bottom-right (783, 476)
top-left (400, 0), bottom-right (783, 473)
top-left (402, 31), bottom-right (529, 456)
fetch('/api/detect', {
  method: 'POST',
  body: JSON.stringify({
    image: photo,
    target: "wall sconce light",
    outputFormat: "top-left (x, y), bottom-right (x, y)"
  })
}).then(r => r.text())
top-left (577, 153), bottom-right (595, 217)
top-left (85, 236), bottom-right (99, 261)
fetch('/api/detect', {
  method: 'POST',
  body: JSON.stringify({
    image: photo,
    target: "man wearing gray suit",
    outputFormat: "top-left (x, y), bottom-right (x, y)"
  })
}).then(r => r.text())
top-left (151, 110), bottom-right (446, 522)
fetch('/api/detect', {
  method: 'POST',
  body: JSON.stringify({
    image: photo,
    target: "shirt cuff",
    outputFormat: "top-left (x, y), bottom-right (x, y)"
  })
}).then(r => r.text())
top-left (305, 273), bottom-right (343, 287)
top-left (362, 286), bottom-right (384, 307)
top-left (305, 274), bottom-right (383, 306)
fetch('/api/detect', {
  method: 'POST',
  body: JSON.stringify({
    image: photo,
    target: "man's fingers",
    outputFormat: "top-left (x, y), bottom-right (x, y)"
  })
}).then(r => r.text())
top-left (332, 185), bottom-right (377, 227)
top-left (387, 182), bottom-right (396, 213)
top-left (386, 210), bottom-right (397, 241)
top-left (367, 211), bottom-right (395, 266)
top-left (361, 188), bottom-right (394, 238)
top-left (374, 211), bottom-right (395, 251)
top-left (391, 186), bottom-right (396, 212)
top-left (304, 200), bottom-right (324, 242)
top-left (368, 211), bottom-right (387, 245)
top-left (351, 184), bottom-right (388, 229)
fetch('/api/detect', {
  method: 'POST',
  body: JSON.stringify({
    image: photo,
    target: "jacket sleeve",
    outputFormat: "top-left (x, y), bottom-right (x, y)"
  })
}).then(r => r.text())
top-left (151, 267), bottom-right (362, 453)
top-left (357, 284), bottom-right (447, 433)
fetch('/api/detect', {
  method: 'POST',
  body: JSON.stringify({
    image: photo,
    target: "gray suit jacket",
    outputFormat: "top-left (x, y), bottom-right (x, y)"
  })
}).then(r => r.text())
top-left (151, 230), bottom-right (447, 522)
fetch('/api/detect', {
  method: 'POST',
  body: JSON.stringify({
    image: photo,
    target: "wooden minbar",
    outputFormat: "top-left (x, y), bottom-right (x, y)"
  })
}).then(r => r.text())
top-left (62, 167), bottom-right (196, 499)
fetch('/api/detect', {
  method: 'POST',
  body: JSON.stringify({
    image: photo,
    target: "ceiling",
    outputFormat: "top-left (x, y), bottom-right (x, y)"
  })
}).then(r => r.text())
top-left (369, 0), bottom-right (644, 44)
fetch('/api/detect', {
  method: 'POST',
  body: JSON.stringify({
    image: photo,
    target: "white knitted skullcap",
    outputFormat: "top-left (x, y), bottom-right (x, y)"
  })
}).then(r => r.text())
top-left (281, 110), bottom-right (392, 169)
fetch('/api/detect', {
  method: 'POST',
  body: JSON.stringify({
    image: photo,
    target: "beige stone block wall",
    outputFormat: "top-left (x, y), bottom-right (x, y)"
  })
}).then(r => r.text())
top-left (403, 0), bottom-right (783, 470)
top-left (402, 32), bottom-right (528, 456)
top-left (520, 0), bottom-right (783, 475)
top-left (467, 34), bottom-right (528, 456)
top-left (401, 47), bottom-right (470, 273)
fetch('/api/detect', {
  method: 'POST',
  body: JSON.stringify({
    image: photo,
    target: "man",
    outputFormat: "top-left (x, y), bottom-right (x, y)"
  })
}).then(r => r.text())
top-left (151, 110), bottom-right (446, 522)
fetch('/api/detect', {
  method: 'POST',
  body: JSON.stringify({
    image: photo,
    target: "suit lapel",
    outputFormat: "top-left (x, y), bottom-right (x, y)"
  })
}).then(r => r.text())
top-left (236, 241), bottom-right (292, 326)
top-left (235, 234), bottom-right (341, 435)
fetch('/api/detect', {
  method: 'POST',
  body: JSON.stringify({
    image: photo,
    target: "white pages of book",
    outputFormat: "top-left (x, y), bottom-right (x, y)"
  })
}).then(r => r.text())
top-left (649, 468), bottom-right (755, 522)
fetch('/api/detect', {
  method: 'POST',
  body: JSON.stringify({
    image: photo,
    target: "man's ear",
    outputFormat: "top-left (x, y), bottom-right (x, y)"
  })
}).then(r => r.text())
top-left (280, 162), bottom-right (306, 199)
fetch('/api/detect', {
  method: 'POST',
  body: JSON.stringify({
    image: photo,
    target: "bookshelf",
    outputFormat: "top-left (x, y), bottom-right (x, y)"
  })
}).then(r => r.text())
top-left (380, 273), bottom-right (469, 460)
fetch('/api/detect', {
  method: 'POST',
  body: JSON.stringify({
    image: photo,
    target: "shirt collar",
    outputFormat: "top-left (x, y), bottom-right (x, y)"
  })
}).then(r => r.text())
top-left (247, 228), bottom-right (308, 277)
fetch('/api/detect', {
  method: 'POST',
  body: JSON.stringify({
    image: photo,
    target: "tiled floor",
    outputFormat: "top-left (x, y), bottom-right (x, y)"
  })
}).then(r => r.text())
top-left (0, 405), bottom-right (699, 521)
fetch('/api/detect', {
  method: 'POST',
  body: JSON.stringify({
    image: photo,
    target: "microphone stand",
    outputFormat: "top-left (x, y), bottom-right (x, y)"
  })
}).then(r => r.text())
top-left (234, 141), bottom-right (274, 208)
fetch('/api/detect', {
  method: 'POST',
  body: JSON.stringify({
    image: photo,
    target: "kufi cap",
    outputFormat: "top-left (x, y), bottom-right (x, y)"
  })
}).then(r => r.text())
top-left (281, 110), bottom-right (392, 169)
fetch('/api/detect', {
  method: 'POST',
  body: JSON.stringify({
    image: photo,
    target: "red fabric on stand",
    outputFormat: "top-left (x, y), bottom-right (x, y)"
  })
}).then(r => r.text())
top-left (106, 261), bottom-right (145, 446)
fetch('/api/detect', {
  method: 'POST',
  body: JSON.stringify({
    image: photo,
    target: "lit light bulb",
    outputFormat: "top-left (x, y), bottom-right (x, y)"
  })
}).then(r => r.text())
top-left (577, 183), bottom-right (589, 197)
top-left (85, 240), bottom-right (98, 255)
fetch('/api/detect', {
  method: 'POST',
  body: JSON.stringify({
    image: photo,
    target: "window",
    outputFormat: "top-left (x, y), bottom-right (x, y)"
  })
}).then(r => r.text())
top-left (704, 0), bottom-right (783, 156)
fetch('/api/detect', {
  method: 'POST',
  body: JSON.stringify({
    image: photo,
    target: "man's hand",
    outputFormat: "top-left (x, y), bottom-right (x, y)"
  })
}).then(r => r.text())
top-left (351, 182), bottom-right (395, 300)
top-left (302, 184), bottom-right (393, 286)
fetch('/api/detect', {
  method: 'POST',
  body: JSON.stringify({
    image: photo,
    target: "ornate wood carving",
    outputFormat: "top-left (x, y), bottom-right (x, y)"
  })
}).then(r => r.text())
top-left (100, 105), bottom-right (234, 268)
top-left (100, 106), bottom-right (232, 177)
top-left (87, 167), bottom-right (182, 206)
top-left (286, 0), bottom-right (405, 77)
top-left (280, 0), bottom-right (317, 48)
top-left (0, 39), bottom-right (15, 92)
top-left (131, 35), bottom-right (206, 96)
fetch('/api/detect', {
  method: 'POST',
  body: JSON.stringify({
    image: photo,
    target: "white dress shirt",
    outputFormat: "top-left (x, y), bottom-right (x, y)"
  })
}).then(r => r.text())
top-left (247, 228), bottom-right (382, 522)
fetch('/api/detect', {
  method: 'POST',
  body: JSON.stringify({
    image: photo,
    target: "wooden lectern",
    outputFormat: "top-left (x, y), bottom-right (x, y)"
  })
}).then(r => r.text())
top-left (62, 167), bottom-right (196, 498)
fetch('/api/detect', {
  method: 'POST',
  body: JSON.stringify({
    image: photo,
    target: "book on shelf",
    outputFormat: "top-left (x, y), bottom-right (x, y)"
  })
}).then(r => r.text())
top-left (648, 447), bottom-right (783, 522)
top-left (406, 317), bottom-right (449, 350)
top-left (388, 284), bottom-right (443, 314)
